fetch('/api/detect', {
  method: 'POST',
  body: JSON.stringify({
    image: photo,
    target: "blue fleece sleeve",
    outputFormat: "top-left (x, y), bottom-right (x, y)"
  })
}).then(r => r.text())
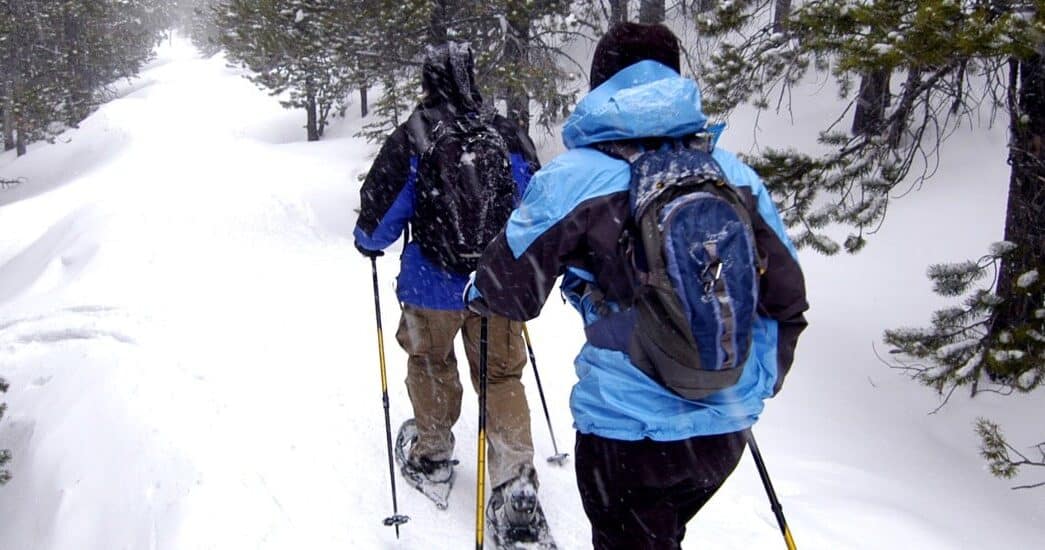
top-left (510, 152), bottom-right (533, 200)
top-left (354, 157), bottom-right (418, 251)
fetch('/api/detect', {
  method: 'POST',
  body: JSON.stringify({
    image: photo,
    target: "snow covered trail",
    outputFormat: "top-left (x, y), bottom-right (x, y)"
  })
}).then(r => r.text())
top-left (1, 37), bottom-right (1043, 550)
top-left (0, 39), bottom-right (434, 550)
top-left (0, 37), bottom-right (589, 550)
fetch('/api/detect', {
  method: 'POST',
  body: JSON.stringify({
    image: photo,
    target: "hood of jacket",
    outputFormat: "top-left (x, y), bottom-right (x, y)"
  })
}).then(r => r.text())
top-left (421, 42), bottom-right (484, 113)
top-left (562, 60), bottom-right (709, 149)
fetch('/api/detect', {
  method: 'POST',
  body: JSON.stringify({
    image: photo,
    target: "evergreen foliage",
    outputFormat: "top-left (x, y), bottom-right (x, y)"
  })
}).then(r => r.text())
top-left (348, 0), bottom-right (431, 143)
top-left (216, 0), bottom-right (358, 142)
top-left (698, 0), bottom-right (1044, 485)
top-left (170, 0), bottom-right (225, 56)
top-left (698, 0), bottom-right (1040, 253)
top-left (884, 243), bottom-right (1043, 397)
top-left (0, 0), bottom-right (171, 155)
top-left (976, 418), bottom-right (1045, 490)
top-left (351, 0), bottom-right (595, 140)
top-left (192, 1), bottom-right (596, 141)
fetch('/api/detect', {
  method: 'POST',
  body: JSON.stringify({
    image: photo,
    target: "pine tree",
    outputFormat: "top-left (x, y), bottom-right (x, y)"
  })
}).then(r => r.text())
top-left (341, 0), bottom-right (429, 142)
top-left (171, 0), bottom-right (224, 56)
top-left (1, 0), bottom-right (64, 155)
top-left (60, 1), bottom-right (169, 124)
top-left (698, 0), bottom-right (1044, 485)
top-left (481, 0), bottom-right (591, 132)
top-left (607, 0), bottom-right (628, 23)
top-left (0, 7), bottom-right (13, 152)
top-left (884, 243), bottom-right (1042, 395)
top-left (639, 0), bottom-right (666, 22)
top-left (0, 0), bottom-right (170, 155)
top-left (352, 0), bottom-right (594, 139)
top-left (217, 0), bottom-right (358, 141)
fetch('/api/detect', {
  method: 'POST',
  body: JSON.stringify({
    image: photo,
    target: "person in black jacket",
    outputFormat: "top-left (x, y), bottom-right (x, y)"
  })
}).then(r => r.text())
top-left (353, 42), bottom-right (549, 539)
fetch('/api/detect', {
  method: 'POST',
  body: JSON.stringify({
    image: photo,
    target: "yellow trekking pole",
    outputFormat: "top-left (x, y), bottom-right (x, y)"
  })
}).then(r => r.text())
top-left (475, 316), bottom-right (489, 550)
top-left (746, 429), bottom-right (796, 550)
top-left (370, 256), bottom-right (409, 536)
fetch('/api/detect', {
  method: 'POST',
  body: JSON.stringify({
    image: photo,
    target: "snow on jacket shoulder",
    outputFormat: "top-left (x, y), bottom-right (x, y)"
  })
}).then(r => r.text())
top-left (473, 61), bottom-right (809, 441)
top-left (353, 107), bottom-right (539, 310)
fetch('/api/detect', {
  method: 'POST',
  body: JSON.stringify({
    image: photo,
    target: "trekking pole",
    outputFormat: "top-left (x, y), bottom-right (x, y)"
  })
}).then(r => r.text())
top-left (475, 316), bottom-right (489, 550)
top-left (521, 324), bottom-right (568, 465)
top-left (745, 429), bottom-right (796, 550)
top-left (370, 257), bottom-right (410, 536)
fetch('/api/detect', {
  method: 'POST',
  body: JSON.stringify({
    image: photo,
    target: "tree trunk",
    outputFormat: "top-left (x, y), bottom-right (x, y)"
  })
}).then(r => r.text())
top-left (429, 0), bottom-right (450, 44)
top-left (64, 5), bottom-right (88, 126)
top-left (772, 0), bottom-right (792, 32)
top-left (360, 85), bottom-right (368, 118)
top-left (305, 82), bottom-right (319, 142)
top-left (608, 0), bottom-right (628, 24)
top-left (2, 15), bottom-right (15, 152)
top-left (15, 116), bottom-right (26, 156)
top-left (852, 70), bottom-right (891, 136)
top-left (389, 77), bottom-right (401, 127)
top-left (2, 93), bottom-right (13, 152)
top-left (888, 69), bottom-right (922, 148)
top-left (505, 5), bottom-right (531, 133)
top-left (639, 0), bottom-right (665, 23)
top-left (994, 53), bottom-right (1045, 359)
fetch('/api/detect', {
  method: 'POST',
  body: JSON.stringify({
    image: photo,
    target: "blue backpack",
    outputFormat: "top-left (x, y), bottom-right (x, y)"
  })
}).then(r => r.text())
top-left (596, 136), bottom-right (765, 400)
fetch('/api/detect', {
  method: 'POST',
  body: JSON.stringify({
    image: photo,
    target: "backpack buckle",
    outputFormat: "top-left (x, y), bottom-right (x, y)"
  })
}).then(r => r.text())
top-left (702, 260), bottom-right (723, 294)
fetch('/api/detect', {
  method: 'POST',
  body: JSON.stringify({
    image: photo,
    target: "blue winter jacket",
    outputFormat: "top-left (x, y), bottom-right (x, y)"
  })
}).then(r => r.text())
top-left (471, 61), bottom-right (809, 441)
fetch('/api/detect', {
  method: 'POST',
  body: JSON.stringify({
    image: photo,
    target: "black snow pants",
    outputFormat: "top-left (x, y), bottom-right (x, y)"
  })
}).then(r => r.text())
top-left (575, 430), bottom-right (747, 550)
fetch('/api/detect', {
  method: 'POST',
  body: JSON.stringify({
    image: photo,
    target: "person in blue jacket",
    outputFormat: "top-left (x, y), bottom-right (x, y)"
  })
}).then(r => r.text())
top-left (467, 23), bottom-right (809, 549)
top-left (353, 43), bottom-right (548, 534)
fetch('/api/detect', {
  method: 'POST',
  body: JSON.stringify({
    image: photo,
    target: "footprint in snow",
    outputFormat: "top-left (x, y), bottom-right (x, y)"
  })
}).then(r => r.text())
top-left (0, 305), bottom-right (137, 352)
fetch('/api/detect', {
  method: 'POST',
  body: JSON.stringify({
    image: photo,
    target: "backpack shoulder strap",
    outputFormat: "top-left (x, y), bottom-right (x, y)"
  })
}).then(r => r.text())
top-left (405, 110), bottom-right (431, 153)
top-left (593, 132), bottom-right (718, 164)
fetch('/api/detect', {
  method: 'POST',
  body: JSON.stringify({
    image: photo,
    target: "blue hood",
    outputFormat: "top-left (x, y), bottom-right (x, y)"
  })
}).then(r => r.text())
top-left (563, 61), bottom-right (709, 149)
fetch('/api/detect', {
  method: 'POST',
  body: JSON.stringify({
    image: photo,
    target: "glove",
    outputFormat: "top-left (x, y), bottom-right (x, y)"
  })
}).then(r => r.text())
top-left (463, 274), bottom-right (492, 316)
top-left (355, 241), bottom-right (384, 259)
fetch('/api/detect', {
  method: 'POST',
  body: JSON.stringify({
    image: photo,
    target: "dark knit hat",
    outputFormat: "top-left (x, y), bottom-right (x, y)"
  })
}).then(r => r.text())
top-left (589, 22), bottom-right (681, 90)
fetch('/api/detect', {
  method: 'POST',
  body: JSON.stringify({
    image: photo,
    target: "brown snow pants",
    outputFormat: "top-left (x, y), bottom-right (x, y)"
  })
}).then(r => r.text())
top-left (396, 304), bottom-right (535, 489)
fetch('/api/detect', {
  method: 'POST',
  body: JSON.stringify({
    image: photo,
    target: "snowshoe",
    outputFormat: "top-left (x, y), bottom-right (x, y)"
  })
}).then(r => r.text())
top-left (394, 418), bottom-right (457, 510)
top-left (486, 469), bottom-right (557, 549)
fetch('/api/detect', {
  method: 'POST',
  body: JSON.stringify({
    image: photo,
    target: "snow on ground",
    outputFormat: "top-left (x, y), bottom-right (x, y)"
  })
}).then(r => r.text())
top-left (1, 36), bottom-right (1043, 550)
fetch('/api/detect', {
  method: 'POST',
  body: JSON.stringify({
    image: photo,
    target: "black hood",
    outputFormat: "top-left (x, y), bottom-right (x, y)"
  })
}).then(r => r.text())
top-left (421, 42), bottom-right (484, 113)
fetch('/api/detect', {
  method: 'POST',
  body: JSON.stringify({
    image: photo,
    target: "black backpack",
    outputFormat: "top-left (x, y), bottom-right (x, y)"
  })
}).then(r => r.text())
top-left (411, 113), bottom-right (517, 274)
top-left (594, 136), bottom-right (766, 400)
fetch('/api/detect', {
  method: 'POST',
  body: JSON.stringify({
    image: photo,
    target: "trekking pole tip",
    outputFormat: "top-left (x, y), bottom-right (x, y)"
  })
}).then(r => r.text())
top-left (546, 453), bottom-right (570, 466)
top-left (383, 514), bottom-right (410, 528)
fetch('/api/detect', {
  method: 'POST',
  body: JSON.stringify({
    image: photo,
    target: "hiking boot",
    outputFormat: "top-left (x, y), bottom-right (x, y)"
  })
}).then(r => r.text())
top-left (486, 467), bottom-right (556, 548)
top-left (403, 455), bottom-right (456, 484)
top-left (394, 418), bottom-right (457, 509)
